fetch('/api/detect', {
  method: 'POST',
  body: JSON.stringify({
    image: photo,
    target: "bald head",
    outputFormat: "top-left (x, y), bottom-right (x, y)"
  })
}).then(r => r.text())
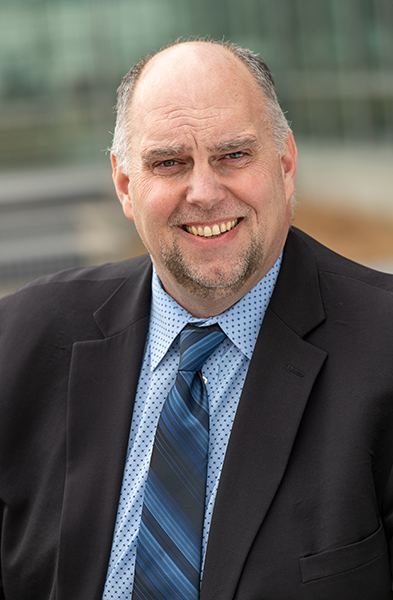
top-left (131, 42), bottom-right (251, 108)
top-left (134, 41), bottom-right (258, 91)
top-left (111, 40), bottom-right (290, 175)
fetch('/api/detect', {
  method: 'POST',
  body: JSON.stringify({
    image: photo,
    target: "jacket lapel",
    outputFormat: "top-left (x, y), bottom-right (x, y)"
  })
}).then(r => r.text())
top-left (57, 257), bottom-right (152, 600)
top-left (201, 229), bottom-right (328, 600)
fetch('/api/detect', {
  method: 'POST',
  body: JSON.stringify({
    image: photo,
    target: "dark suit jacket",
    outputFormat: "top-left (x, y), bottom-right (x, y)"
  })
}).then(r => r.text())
top-left (1, 227), bottom-right (393, 599)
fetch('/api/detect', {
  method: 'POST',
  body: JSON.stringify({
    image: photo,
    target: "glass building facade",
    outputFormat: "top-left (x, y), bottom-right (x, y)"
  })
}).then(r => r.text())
top-left (0, 0), bottom-right (392, 169)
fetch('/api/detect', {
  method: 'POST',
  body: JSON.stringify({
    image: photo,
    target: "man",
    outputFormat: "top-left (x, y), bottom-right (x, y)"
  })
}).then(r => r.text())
top-left (1, 40), bottom-right (393, 600)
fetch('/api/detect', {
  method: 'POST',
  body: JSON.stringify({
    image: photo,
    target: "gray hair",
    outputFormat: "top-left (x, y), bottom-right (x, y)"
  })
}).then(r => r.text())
top-left (111, 40), bottom-right (290, 175)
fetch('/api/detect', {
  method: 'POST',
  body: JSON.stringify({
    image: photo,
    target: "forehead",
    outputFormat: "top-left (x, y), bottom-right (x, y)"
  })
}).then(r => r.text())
top-left (129, 44), bottom-right (269, 150)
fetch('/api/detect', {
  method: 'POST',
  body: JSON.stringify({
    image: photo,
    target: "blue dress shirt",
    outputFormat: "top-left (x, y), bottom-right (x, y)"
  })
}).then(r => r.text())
top-left (102, 256), bottom-right (281, 599)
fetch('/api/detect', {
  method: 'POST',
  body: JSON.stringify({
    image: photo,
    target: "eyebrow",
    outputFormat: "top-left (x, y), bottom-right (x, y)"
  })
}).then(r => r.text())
top-left (207, 136), bottom-right (260, 154)
top-left (141, 145), bottom-right (189, 165)
top-left (141, 136), bottom-right (260, 165)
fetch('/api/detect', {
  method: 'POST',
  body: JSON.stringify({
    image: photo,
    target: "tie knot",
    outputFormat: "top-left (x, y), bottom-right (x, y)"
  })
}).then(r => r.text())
top-left (178, 324), bottom-right (226, 373)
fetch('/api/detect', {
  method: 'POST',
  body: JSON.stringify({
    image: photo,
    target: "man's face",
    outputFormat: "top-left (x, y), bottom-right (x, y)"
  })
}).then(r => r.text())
top-left (113, 43), bottom-right (297, 316)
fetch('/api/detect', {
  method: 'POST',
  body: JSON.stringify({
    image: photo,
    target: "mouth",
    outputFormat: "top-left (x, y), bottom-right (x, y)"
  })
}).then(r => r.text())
top-left (184, 219), bottom-right (239, 238)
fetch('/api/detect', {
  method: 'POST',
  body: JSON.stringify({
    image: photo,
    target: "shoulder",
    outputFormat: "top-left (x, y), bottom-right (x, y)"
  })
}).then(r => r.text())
top-left (289, 227), bottom-right (393, 295)
top-left (0, 254), bottom-right (152, 343)
top-left (274, 228), bottom-right (393, 342)
top-left (284, 229), bottom-right (393, 372)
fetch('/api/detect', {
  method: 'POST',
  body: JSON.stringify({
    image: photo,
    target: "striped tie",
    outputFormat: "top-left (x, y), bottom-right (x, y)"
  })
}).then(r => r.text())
top-left (132, 324), bottom-right (226, 600)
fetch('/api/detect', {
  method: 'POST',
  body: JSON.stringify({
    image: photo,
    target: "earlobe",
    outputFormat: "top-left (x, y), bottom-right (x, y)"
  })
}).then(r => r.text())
top-left (111, 153), bottom-right (135, 222)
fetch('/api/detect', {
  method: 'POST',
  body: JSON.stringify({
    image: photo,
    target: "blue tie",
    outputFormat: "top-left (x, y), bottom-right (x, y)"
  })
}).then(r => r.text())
top-left (132, 324), bottom-right (226, 600)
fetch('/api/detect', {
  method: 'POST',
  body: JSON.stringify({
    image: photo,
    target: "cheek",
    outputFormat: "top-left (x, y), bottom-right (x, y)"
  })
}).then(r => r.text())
top-left (237, 169), bottom-right (289, 226)
top-left (230, 169), bottom-right (277, 207)
top-left (130, 177), bottom-right (179, 229)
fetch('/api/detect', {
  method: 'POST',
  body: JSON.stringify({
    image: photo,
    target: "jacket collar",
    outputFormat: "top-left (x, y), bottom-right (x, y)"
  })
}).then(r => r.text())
top-left (94, 254), bottom-right (152, 337)
top-left (270, 227), bottom-right (325, 337)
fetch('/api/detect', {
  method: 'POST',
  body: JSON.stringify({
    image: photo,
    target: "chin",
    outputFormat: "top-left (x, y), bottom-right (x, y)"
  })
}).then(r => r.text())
top-left (159, 230), bottom-right (269, 299)
top-left (163, 252), bottom-right (264, 300)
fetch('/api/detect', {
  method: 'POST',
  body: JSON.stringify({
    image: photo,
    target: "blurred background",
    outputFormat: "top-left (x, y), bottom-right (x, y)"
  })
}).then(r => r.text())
top-left (1, 0), bottom-right (393, 296)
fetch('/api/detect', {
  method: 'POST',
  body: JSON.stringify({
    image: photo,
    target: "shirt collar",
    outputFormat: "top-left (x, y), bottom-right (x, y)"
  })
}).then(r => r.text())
top-left (149, 255), bottom-right (282, 370)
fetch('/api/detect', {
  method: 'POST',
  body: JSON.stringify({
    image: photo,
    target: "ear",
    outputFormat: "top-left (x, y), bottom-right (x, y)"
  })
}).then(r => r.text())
top-left (111, 153), bottom-right (134, 222)
top-left (280, 131), bottom-right (297, 204)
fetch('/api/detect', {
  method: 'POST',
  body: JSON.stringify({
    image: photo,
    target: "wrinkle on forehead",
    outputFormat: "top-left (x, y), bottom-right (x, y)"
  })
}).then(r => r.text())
top-left (139, 107), bottom-right (245, 154)
top-left (147, 104), bottom-right (229, 123)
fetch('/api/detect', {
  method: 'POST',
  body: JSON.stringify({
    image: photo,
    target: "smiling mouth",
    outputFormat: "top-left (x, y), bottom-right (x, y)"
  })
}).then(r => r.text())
top-left (184, 219), bottom-right (239, 238)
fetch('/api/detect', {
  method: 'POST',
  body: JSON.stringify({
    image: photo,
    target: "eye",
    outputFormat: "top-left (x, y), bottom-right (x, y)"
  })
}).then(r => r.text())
top-left (160, 159), bottom-right (177, 167)
top-left (226, 151), bottom-right (246, 160)
top-left (152, 158), bottom-right (182, 174)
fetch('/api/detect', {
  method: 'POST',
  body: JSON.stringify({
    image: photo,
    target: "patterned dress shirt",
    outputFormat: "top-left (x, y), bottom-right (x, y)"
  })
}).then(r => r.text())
top-left (102, 256), bottom-right (281, 598)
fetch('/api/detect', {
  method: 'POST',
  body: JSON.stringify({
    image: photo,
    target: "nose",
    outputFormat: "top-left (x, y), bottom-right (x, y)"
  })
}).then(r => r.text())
top-left (185, 162), bottom-right (226, 210)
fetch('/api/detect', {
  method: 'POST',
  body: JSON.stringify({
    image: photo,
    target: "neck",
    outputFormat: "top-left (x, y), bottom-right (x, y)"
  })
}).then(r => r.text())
top-left (158, 273), bottom-right (266, 318)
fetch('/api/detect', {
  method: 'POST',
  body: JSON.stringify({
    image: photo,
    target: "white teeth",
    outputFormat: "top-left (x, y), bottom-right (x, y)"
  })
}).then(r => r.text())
top-left (186, 219), bottom-right (239, 237)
